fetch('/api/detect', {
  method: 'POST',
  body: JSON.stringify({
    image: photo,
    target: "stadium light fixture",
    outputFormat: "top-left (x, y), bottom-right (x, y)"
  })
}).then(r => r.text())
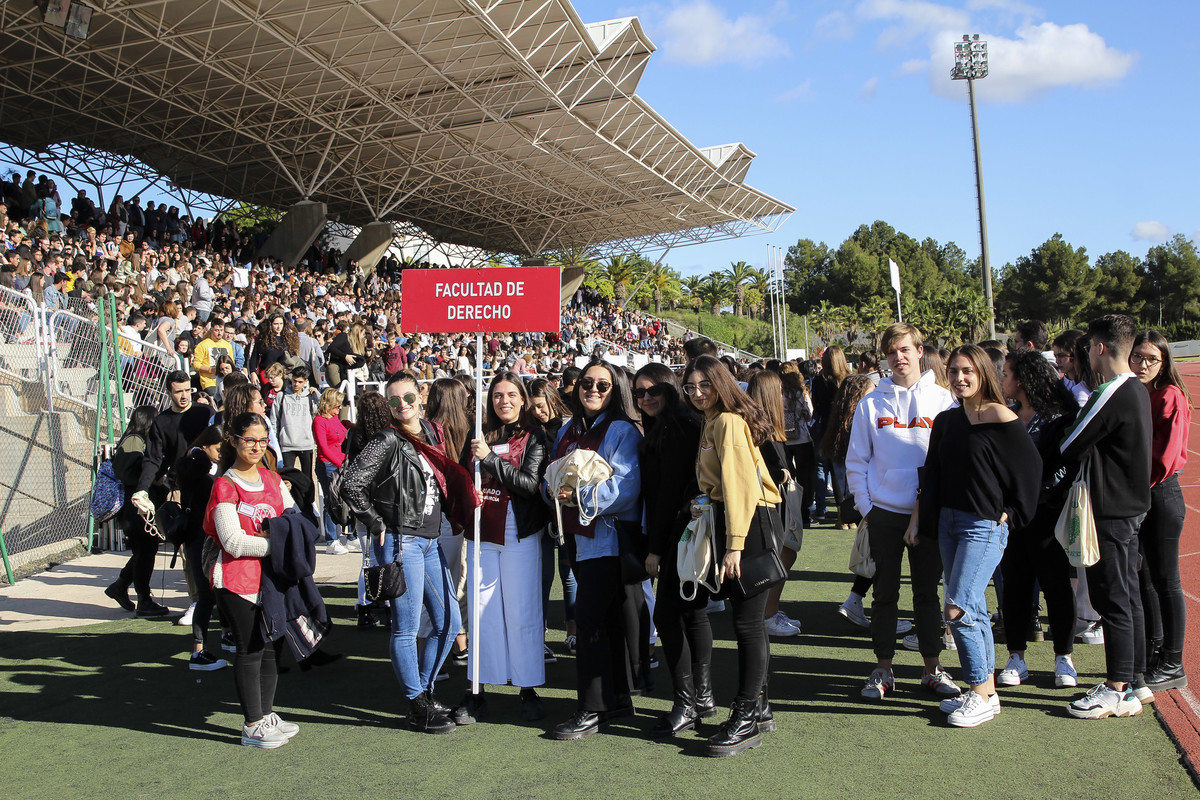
top-left (952, 34), bottom-right (995, 339)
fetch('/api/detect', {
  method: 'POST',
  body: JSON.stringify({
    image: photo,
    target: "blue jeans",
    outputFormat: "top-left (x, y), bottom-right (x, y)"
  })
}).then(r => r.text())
top-left (938, 509), bottom-right (1009, 687)
top-left (374, 532), bottom-right (462, 700)
top-left (315, 460), bottom-right (339, 542)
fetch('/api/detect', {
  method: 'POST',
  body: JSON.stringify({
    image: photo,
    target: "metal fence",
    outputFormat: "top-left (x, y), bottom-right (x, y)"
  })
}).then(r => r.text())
top-left (0, 288), bottom-right (161, 583)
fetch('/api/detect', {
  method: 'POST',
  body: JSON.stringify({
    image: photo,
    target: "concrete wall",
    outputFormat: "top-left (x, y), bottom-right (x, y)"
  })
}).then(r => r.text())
top-left (257, 200), bottom-right (327, 267)
top-left (339, 221), bottom-right (395, 273)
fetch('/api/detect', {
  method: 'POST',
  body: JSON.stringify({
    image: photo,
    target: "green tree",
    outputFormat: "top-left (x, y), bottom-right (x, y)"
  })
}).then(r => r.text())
top-left (746, 267), bottom-right (772, 320)
top-left (1089, 250), bottom-right (1144, 319)
top-left (725, 260), bottom-right (755, 318)
top-left (1140, 235), bottom-right (1200, 325)
top-left (595, 254), bottom-right (644, 307)
top-left (697, 273), bottom-right (733, 316)
top-left (996, 234), bottom-right (1094, 326)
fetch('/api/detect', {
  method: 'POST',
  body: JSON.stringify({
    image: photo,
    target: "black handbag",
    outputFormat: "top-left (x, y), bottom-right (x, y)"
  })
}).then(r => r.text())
top-left (364, 558), bottom-right (406, 602)
top-left (617, 520), bottom-right (649, 584)
top-left (727, 467), bottom-right (788, 599)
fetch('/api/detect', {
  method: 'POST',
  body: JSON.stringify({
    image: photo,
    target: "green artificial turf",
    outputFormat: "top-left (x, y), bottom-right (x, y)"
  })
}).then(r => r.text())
top-left (1, 526), bottom-right (1194, 800)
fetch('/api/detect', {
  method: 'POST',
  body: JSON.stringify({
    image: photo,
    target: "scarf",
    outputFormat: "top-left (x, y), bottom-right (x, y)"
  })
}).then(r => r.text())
top-left (395, 422), bottom-right (480, 536)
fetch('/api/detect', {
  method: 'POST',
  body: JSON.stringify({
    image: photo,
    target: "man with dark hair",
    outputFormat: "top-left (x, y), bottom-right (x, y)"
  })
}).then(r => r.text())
top-left (1013, 320), bottom-right (1049, 353)
top-left (683, 336), bottom-right (718, 364)
top-left (1060, 313), bottom-right (1153, 719)
top-left (192, 316), bottom-right (232, 396)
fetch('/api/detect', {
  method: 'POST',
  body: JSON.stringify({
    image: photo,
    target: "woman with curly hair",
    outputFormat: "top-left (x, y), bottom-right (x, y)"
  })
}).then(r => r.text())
top-left (995, 349), bottom-right (1082, 691)
top-left (249, 314), bottom-right (299, 382)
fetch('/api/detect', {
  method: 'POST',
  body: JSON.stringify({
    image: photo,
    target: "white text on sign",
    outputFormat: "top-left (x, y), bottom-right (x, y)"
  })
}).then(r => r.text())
top-left (434, 281), bottom-right (526, 298)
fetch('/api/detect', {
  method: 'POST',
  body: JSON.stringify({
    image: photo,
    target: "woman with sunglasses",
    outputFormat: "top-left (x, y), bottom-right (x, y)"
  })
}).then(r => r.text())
top-left (1131, 330), bottom-right (1192, 692)
top-left (634, 362), bottom-right (714, 738)
top-left (341, 373), bottom-right (477, 734)
top-left (452, 372), bottom-right (550, 725)
top-left (202, 412), bottom-right (300, 748)
top-left (682, 355), bottom-right (782, 757)
top-left (544, 359), bottom-right (643, 740)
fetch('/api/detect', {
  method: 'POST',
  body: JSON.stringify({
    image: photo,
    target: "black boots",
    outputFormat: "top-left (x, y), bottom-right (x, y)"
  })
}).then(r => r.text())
top-left (105, 582), bottom-right (135, 612)
top-left (694, 659), bottom-right (717, 719)
top-left (704, 698), bottom-right (762, 757)
top-left (451, 691), bottom-right (488, 725)
top-left (1145, 651), bottom-right (1188, 692)
top-left (756, 685), bottom-right (776, 733)
top-left (406, 692), bottom-right (455, 734)
top-left (552, 709), bottom-right (603, 740)
top-left (653, 684), bottom-right (699, 739)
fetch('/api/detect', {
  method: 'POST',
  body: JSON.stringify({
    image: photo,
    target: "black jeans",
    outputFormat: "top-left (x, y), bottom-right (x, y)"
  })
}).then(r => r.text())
top-left (572, 555), bottom-right (629, 711)
top-left (653, 552), bottom-right (713, 701)
top-left (215, 588), bottom-right (284, 724)
top-left (868, 507), bottom-right (943, 660)
top-left (116, 503), bottom-right (160, 600)
top-left (1085, 514), bottom-right (1147, 683)
top-left (1139, 476), bottom-right (1187, 652)
top-left (1000, 506), bottom-right (1075, 655)
top-left (715, 503), bottom-right (779, 703)
top-left (184, 536), bottom-right (222, 647)
top-left (622, 582), bottom-right (652, 692)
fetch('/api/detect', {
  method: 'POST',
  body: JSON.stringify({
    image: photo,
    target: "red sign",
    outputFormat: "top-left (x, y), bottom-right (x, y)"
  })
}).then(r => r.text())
top-left (401, 267), bottom-right (561, 333)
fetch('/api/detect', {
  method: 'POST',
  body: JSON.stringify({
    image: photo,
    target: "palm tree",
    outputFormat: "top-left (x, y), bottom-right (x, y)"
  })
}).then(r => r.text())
top-left (682, 275), bottom-right (703, 311)
top-left (645, 267), bottom-right (681, 314)
top-left (725, 260), bottom-right (755, 318)
top-left (697, 273), bottom-right (733, 316)
top-left (599, 254), bottom-right (643, 308)
top-left (745, 267), bottom-right (771, 320)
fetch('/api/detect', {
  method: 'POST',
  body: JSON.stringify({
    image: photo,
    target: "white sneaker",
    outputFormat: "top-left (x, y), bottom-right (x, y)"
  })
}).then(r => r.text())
top-left (1068, 683), bottom-right (1142, 719)
top-left (947, 691), bottom-right (997, 727)
top-left (838, 597), bottom-right (869, 628)
top-left (341, 535), bottom-right (362, 553)
top-left (327, 538), bottom-right (349, 555)
top-left (241, 718), bottom-right (290, 748)
top-left (997, 653), bottom-right (1029, 686)
top-left (920, 667), bottom-right (962, 697)
top-left (264, 711), bottom-right (299, 738)
top-left (1131, 678), bottom-right (1155, 704)
top-left (176, 602), bottom-right (196, 627)
top-left (764, 611), bottom-right (800, 637)
top-left (895, 620), bottom-right (913, 636)
top-left (861, 668), bottom-right (895, 700)
top-left (1076, 620), bottom-right (1105, 645)
top-left (944, 631), bottom-right (957, 651)
top-left (901, 633), bottom-right (920, 651)
top-left (940, 692), bottom-right (1001, 715)
top-left (1054, 655), bottom-right (1078, 688)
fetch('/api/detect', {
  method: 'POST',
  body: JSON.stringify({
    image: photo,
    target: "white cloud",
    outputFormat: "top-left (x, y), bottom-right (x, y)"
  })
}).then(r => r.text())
top-left (657, 1), bottom-right (791, 67)
top-left (858, 76), bottom-right (880, 99)
top-left (814, 10), bottom-right (854, 41)
top-left (774, 79), bottom-right (815, 102)
top-left (926, 22), bottom-right (1137, 102)
top-left (856, 0), bottom-right (969, 48)
top-left (1132, 221), bottom-right (1170, 242)
top-left (966, 0), bottom-right (1043, 18)
top-left (898, 58), bottom-right (927, 75)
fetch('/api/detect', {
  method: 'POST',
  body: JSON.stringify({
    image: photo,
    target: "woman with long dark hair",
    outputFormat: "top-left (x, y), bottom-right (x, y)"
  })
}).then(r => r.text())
top-left (809, 345), bottom-right (852, 523)
top-left (452, 371), bottom-right (550, 725)
top-left (528, 376), bottom-right (577, 653)
top-left (922, 345), bottom-right (1040, 728)
top-left (682, 355), bottom-right (782, 757)
top-left (544, 359), bottom-right (643, 740)
top-left (104, 405), bottom-right (172, 617)
top-left (203, 412), bottom-right (300, 748)
top-left (341, 372), bottom-right (477, 734)
top-left (635, 361), bottom-right (712, 738)
top-left (1131, 330), bottom-right (1192, 692)
top-left (995, 350), bottom-right (1081, 690)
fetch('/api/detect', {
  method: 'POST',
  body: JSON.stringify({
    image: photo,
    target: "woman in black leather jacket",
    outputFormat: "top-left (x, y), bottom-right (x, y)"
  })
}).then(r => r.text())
top-left (341, 373), bottom-right (477, 735)
top-left (451, 371), bottom-right (550, 726)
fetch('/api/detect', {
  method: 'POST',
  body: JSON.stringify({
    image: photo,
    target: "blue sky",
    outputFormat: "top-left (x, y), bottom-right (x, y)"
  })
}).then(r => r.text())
top-left (567, 0), bottom-right (1200, 277)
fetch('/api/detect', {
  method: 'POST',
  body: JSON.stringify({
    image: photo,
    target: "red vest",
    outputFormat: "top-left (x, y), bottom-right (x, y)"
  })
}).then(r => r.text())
top-left (478, 430), bottom-right (530, 545)
top-left (202, 467), bottom-right (285, 594)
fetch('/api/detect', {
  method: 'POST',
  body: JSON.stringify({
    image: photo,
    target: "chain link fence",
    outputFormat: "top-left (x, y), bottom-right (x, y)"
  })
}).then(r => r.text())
top-left (0, 287), bottom-right (163, 583)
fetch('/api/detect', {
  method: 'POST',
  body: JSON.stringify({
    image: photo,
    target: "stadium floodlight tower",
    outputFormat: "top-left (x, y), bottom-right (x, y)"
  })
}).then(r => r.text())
top-left (952, 34), bottom-right (996, 339)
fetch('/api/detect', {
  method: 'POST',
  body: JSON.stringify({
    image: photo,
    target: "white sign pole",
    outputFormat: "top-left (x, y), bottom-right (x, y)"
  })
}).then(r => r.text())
top-left (471, 330), bottom-right (483, 695)
top-left (889, 258), bottom-right (903, 323)
top-left (767, 245), bottom-right (778, 360)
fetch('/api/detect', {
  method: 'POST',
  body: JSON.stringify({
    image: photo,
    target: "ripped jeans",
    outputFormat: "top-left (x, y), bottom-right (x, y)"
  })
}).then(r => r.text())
top-left (938, 509), bottom-right (1009, 687)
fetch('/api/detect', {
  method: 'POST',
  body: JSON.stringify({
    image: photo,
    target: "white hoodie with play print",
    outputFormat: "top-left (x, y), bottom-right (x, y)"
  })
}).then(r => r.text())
top-left (845, 370), bottom-right (955, 517)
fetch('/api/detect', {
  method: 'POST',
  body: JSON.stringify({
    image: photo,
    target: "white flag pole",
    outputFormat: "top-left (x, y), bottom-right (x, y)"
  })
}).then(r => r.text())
top-left (471, 330), bottom-right (483, 695)
top-left (889, 258), bottom-right (903, 323)
top-left (767, 245), bottom-right (778, 360)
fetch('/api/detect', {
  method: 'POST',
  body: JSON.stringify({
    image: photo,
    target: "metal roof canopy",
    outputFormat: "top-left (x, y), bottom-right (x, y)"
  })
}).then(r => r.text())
top-left (0, 0), bottom-right (792, 256)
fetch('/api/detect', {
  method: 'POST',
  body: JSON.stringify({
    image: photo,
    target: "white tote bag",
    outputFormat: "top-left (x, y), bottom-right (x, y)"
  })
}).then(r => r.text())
top-left (678, 502), bottom-right (720, 601)
top-left (848, 517), bottom-right (876, 579)
top-left (1055, 454), bottom-right (1100, 567)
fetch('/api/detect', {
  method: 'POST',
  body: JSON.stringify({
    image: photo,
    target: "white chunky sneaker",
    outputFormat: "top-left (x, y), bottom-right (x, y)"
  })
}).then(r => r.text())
top-left (940, 692), bottom-right (1001, 715)
top-left (997, 653), bottom-right (1029, 686)
top-left (1068, 683), bottom-right (1142, 719)
top-left (947, 691), bottom-right (997, 728)
top-left (1054, 654), bottom-right (1078, 688)
top-left (327, 538), bottom-right (349, 555)
top-left (264, 712), bottom-right (299, 738)
top-left (241, 719), bottom-right (290, 748)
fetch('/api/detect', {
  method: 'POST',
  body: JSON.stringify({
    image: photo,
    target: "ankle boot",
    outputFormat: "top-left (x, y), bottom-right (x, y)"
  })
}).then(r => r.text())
top-left (756, 684), bottom-right (776, 733)
top-left (704, 698), bottom-right (763, 758)
top-left (652, 684), bottom-right (699, 739)
top-left (406, 692), bottom-right (455, 734)
top-left (1145, 651), bottom-right (1188, 692)
top-left (693, 659), bottom-right (717, 718)
top-left (1147, 637), bottom-right (1164, 674)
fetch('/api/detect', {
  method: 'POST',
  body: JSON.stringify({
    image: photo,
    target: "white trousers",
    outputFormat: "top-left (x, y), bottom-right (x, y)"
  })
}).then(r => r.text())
top-left (466, 516), bottom-right (545, 688)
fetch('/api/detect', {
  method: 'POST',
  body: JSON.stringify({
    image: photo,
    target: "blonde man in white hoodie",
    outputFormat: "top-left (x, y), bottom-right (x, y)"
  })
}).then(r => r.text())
top-left (846, 323), bottom-right (959, 701)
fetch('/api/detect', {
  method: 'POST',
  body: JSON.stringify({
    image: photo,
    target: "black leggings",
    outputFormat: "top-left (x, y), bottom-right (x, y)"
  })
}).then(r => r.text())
top-left (653, 556), bottom-right (713, 701)
top-left (622, 582), bottom-right (651, 692)
top-left (1139, 476), bottom-right (1187, 652)
top-left (1000, 509), bottom-right (1075, 655)
top-left (184, 536), bottom-right (223, 647)
top-left (215, 588), bottom-right (284, 724)
top-left (715, 502), bottom-right (777, 703)
top-left (572, 556), bottom-right (629, 712)
top-left (116, 504), bottom-right (160, 600)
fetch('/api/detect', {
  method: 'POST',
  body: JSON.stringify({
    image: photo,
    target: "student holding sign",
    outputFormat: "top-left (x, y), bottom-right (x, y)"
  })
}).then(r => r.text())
top-left (452, 372), bottom-right (551, 725)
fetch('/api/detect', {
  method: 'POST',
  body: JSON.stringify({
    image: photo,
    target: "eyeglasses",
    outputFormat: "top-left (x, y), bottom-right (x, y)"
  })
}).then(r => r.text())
top-left (633, 384), bottom-right (668, 400)
top-left (387, 393), bottom-right (419, 407)
top-left (578, 378), bottom-right (612, 393)
top-left (235, 435), bottom-right (270, 447)
top-left (682, 381), bottom-right (713, 396)
top-left (1131, 353), bottom-right (1162, 367)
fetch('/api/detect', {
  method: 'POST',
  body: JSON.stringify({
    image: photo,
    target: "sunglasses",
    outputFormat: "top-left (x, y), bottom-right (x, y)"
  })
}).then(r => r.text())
top-left (235, 435), bottom-right (270, 447)
top-left (387, 393), bottom-right (419, 407)
top-left (633, 384), bottom-right (668, 400)
top-left (578, 378), bottom-right (612, 393)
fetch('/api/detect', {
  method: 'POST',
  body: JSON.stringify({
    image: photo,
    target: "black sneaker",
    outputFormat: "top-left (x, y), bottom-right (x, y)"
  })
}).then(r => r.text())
top-left (220, 632), bottom-right (237, 653)
top-left (136, 598), bottom-right (170, 617)
top-left (189, 650), bottom-right (229, 671)
top-left (449, 648), bottom-right (468, 666)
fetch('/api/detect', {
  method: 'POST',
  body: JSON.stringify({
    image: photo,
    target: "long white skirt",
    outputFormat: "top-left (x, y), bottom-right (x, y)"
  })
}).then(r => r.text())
top-left (466, 510), bottom-right (545, 688)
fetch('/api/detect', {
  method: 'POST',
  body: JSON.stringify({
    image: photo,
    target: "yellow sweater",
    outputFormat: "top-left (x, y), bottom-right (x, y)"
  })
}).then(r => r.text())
top-left (696, 410), bottom-right (781, 552)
